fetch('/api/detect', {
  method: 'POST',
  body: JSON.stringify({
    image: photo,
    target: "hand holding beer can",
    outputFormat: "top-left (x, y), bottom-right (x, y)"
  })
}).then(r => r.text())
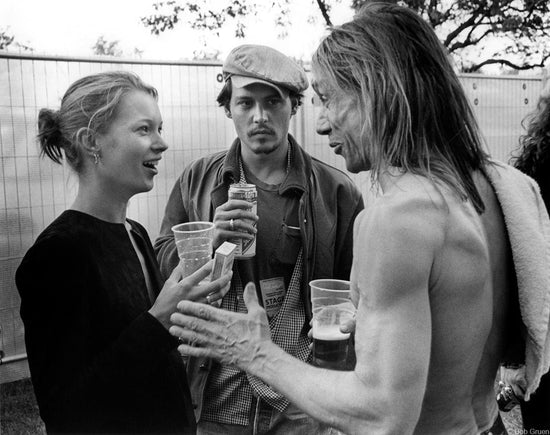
top-left (496, 381), bottom-right (520, 412)
top-left (310, 279), bottom-right (355, 370)
top-left (228, 183), bottom-right (257, 258)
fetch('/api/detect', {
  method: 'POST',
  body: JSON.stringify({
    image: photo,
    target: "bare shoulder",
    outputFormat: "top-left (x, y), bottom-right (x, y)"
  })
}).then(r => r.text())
top-left (356, 173), bottom-right (448, 250)
top-left (352, 173), bottom-right (450, 304)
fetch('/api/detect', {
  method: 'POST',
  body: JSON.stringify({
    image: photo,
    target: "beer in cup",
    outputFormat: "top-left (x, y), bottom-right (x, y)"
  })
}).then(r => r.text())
top-left (310, 279), bottom-right (355, 370)
top-left (172, 222), bottom-right (214, 278)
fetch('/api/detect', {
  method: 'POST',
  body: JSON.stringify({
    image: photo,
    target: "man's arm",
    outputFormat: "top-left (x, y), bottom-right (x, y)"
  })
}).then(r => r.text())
top-left (155, 176), bottom-right (189, 279)
top-left (335, 183), bottom-right (365, 280)
top-left (170, 192), bottom-right (444, 434)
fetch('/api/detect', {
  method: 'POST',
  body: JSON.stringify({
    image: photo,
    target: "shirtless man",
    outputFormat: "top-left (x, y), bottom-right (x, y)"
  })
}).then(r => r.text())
top-left (169, 4), bottom-right (550, 434)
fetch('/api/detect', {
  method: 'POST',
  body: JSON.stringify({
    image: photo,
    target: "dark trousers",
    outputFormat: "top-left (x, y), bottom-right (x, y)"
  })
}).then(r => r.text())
top-left (521, 372), bottom-right (550, 430)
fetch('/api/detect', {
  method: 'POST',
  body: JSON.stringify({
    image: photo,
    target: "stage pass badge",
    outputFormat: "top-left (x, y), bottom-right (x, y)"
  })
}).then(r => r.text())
top-left (259, 277), bottom-right (286, 319)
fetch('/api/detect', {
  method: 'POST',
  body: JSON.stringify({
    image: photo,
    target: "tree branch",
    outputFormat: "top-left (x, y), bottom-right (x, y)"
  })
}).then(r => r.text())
top-left (465, 53), bottom-right (550, 72)
top-left (443, 3), bottom-right (489, 48)
top-left (315, 0), bottom-right (332, 27)
top-left (448, 26), bottom-right (493, 52)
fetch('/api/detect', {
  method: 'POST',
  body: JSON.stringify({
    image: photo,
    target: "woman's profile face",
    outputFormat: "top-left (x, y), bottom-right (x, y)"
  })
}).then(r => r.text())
top-left (94, 90), bottom-right (168, 198)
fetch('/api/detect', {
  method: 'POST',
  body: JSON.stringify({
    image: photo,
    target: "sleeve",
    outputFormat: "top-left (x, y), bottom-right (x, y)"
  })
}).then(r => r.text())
top-left (155, 173), bottom-right (190, 280)
top-left (16, 237), bottom-right (177, 430)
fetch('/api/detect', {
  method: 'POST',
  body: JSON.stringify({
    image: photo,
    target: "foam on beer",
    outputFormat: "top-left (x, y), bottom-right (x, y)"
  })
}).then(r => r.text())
top-left (312, 323), bottom-right (350, 340)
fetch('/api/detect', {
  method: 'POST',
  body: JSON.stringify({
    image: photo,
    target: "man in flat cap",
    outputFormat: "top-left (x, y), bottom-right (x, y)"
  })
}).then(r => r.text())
top-left (155, 44), bottom-right (363, 433)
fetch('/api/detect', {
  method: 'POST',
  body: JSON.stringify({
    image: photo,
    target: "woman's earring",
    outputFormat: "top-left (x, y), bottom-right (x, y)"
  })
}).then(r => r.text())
top-left (93, 152), bottom-right (100, 165)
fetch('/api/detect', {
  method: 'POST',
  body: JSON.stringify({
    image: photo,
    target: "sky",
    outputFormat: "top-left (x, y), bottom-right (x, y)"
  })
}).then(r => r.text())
top-left (0, 0), bottom-right (354, 61)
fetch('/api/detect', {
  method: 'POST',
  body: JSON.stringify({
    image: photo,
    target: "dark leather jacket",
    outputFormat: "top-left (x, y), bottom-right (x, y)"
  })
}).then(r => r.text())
top-left (154, 134), bottom-right (364, 418)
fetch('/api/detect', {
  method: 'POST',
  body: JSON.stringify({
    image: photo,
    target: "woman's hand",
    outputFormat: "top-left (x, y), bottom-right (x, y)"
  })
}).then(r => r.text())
top-left (212, 199), bottom-right (258, 250)
top-left (149, 260), bottom-right (232, 330)
top-left (500, 365), bottom-right (527, 399)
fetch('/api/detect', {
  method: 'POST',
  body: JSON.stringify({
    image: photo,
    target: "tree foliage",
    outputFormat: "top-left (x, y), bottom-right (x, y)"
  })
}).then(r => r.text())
top-left (92, 36), bottom-right (123, 57)
top-left (0, 31), bottom-right (15, 50)
top-left (392, 0), bottom-right (550, 72)
top-left (141, 0), bottom-right (550, 72)
top-left (141, 0), bottom-right (304, 42)
top-left (0, 28), bottom-right (33, 52)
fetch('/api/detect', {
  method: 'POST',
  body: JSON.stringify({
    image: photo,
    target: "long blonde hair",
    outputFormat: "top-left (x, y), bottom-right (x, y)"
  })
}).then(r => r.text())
top-left (312, 2), bottom-right (489, 213)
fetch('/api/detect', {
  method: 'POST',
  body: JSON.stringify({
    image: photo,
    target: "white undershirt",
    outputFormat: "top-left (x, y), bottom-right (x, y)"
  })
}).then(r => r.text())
top-left (125, 221), bottom-right (156, 304)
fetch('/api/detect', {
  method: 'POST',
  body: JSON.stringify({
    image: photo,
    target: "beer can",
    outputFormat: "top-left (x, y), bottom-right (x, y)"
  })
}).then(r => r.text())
top-left (228, 183), bottom-right (257, 258)
top-left (496, 382), bottom-right (519, 412)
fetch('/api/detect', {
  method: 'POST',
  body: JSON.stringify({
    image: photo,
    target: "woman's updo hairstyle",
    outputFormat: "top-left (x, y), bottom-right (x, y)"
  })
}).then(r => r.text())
top-left (37, 71), bottom-right (157, 172)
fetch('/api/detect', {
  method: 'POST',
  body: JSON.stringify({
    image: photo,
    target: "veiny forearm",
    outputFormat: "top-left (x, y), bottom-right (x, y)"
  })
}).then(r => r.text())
top-left (246, 341), bottom-right (396, 434)
top-left (172, 305), bottom-right (383, 432)
top-left (172, 281), bottom-right (423, 434)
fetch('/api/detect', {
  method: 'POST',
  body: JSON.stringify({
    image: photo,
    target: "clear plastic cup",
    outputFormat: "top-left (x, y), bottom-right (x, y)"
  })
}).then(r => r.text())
top-left (310, 279), bottom-right (355, 370)
top-left (172, 222), bottom-right (215, 278)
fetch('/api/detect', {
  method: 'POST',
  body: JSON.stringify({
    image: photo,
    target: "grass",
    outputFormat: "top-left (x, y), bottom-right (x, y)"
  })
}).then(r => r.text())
top-left (1, 378), bottom-right (522, 434)
top-left (1, 378), bottom-right (45, 434)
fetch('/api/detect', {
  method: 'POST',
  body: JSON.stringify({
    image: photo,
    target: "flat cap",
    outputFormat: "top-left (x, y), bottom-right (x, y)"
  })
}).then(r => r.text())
top-left (223, 44), bottom-right (309, 94)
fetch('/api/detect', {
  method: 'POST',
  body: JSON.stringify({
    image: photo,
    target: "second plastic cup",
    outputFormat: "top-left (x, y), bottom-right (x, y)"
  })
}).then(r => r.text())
top-left (172, 222), bottom-right (215, 278)
top-left (310, 279), bottom-right (355, 370)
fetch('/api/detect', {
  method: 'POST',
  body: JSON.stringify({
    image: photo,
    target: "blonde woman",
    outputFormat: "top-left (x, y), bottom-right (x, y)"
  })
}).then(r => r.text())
top-left (16, 71), bottom-right (230, 434)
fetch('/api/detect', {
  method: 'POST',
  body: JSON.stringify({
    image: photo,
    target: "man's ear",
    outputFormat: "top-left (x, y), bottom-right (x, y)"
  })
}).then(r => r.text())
top-left (290, 104), bottom-right (298, 117)
top-left (224, 107), bottom-right (232, 119)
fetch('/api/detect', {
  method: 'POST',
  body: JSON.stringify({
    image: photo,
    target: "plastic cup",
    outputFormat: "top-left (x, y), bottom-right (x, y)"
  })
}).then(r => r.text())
top-left (310, 279), bottom-right (355, 370)
top-left (172, 222), bottom-right (215, 278)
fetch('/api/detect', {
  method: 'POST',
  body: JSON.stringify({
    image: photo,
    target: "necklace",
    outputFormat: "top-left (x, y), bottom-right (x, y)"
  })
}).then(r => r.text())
top-left (238, 142), bottom-right (292, 184)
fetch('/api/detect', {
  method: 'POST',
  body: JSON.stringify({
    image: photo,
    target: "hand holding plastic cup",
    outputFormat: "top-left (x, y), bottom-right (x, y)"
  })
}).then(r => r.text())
top-left (310, 279), bottom-right (355, 370)
top-left (172, 222), bottom-right (215, 278)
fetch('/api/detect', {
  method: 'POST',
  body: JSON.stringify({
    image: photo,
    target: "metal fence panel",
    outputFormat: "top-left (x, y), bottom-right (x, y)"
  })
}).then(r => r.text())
top-left (0, 53), bottom-right (543, 383)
